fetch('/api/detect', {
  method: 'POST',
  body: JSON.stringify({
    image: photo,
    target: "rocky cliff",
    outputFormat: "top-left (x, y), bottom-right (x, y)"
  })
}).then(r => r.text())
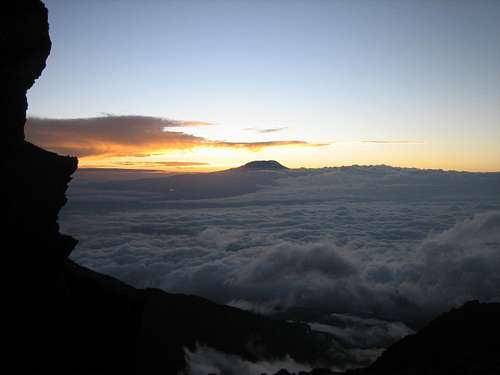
top-left (2, 0), bottom-right (78, 369)
top-left (3, 1), bottom-right (77, 276)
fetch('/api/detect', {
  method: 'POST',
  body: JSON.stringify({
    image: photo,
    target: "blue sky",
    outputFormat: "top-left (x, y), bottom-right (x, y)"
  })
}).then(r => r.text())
top-left (27, 0), bottom-right (500, 171)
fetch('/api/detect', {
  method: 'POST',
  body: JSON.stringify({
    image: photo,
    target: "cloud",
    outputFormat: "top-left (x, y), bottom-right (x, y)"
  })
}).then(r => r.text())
top-left (361, 140), bottom-right (424, 144)
top-left (61, 166), bottom-right (500, 368)
top-left (212, 140), bottom-right (328, 151)
top-left (113, 161), bottom-right (210, 168)
top-left (26, 115), bottom-right (324, 157)
top-left (227, 300), bottom-right (281, 315)
top-left (184, 344), bottom-right (311, 375)
top-left (26, 115), bottom-right (206, 157)
top-left (233, 242), bottom-right (356, 286)
top-left (167, 120), bottom-right (215, 127)
top-left (244, 127), bottom-right (288, 134)
top-left (308, 313), bottom-right (414, 349)
top-left (399, 211), bottom-right (500, 314)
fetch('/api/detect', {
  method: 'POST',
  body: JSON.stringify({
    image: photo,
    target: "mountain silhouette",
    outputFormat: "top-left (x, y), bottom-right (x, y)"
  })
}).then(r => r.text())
top-left (79, 160), bottom-right (289, 201)
top-left (360, 300), bottom-right (500, 374)
top-left (272, 301), bottom-right (500, 375)
top-left (234, 160), bottom-right (289, 171)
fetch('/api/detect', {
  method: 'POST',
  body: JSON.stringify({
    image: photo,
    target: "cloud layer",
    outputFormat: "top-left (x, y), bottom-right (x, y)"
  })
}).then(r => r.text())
top-left (26, 115), bottom-right (325, 158)
top-left (184, 345), bottom-right (311, 375)
top-left (60, 166), bottom-right (500, 368)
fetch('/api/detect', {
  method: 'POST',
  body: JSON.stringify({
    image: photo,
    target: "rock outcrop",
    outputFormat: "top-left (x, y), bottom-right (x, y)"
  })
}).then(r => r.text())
top-left (271, 301), bottom-right (500, 375)
top-left (360, 301), bottom-right (500, 374)
top-left (2, 0), bottom-right (78, 370)
top-left (3, 2), bottom-right (77, 272)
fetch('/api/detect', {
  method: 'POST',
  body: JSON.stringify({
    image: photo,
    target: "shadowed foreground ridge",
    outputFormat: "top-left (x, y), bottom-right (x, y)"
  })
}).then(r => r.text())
top-left (363, 301), bottom-right (500, 374)
top-left (272, 301), bottom-right (500, 375)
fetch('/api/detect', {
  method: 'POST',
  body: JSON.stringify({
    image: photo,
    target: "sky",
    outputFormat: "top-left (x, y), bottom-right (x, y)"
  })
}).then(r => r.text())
top-left (26, 0), bottom-right (500, 171)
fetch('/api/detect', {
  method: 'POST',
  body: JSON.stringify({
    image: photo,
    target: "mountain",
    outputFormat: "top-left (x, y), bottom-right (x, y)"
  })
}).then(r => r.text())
top-left (360, 300), bottom-right (500, 374)
top-left (73, 160), bottom-right (289, 201)
top-left (272, 301), bottom-right (500, 375)
top-left (234, 160), bottom-right (289, 171)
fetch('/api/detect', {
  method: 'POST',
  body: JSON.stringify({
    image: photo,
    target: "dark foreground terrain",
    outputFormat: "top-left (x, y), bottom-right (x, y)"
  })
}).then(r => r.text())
top-left (3, 1), bottom-right (499, 374)
top-left (272, 301), bottom-right (500, 375)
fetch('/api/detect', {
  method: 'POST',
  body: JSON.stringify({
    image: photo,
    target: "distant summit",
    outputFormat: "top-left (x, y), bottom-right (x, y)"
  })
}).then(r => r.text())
top-left (235, 160), bottom-right (289, 171)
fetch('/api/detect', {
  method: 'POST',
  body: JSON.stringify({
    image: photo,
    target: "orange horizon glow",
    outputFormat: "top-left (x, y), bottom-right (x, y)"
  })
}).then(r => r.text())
top-left (25, 116), bottom-right (500, 174)
top-left (77, 151), bottom-right (500, 174)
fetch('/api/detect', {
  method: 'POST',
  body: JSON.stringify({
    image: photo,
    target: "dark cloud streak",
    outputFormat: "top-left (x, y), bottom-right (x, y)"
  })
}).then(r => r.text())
top-left (244, 127), bottom-right (288, 133)
top-left (26, 116), bottom-right (325, 157)
top-left (362, 140), bottom-right (424, 144)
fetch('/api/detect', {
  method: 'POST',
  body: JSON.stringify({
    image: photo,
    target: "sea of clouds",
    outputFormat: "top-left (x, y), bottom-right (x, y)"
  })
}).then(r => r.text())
top-left (61, 165), bottom-right (500, 371)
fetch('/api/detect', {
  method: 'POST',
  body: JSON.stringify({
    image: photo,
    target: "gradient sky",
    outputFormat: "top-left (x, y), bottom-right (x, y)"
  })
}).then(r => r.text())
top-left (27, 0), bottom-right (500, 171)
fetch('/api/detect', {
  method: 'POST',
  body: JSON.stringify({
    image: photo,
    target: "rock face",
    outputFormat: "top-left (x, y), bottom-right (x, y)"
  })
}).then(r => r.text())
top-left (361, 301), bottom-right (500, 375)
top-left (272, 301), bottom-right (500, 375)
top-left (3, 2), bottom-right (77, 267)
top-left (2, 0), bottom-right (78, 369)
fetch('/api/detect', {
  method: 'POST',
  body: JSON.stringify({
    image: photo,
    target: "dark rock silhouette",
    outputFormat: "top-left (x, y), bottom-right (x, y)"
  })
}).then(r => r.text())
top-left (273, 301), bottom-right (500, 375)
top-left (358, 300), bottom-right (500, 374)
top-left (2, 0), bottom-right (78, 370)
